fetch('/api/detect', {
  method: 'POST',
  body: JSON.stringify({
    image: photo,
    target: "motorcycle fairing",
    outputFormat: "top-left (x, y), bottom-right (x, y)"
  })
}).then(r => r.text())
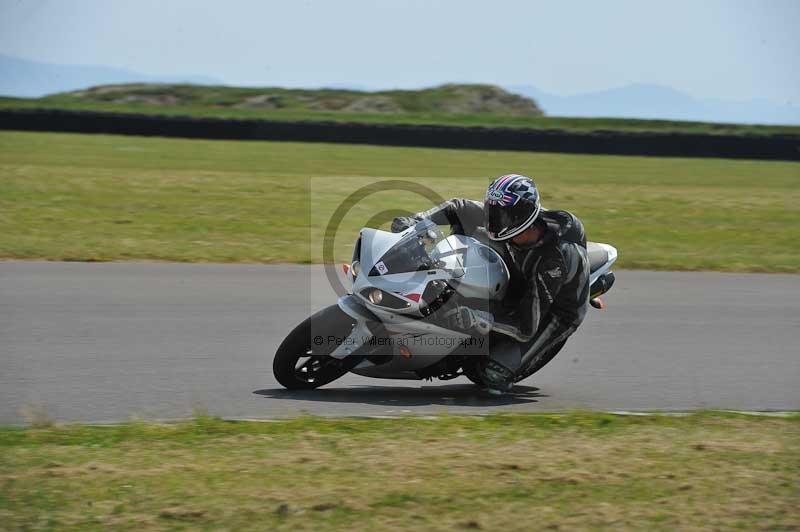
top-left (331, 219), bottom-right (617, 380)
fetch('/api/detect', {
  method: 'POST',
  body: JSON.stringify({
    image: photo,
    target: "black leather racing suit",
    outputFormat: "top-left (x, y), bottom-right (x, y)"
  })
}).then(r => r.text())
top-left (406, 198), bottom-right (590, 383)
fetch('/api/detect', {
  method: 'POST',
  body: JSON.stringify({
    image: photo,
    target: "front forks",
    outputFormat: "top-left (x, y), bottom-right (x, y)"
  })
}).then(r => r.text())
top-left (329, 295), bottom-right (379, 359)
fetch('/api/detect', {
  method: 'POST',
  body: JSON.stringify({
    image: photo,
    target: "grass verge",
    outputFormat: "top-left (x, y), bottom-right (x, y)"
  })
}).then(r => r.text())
top-left (0, 412), bottom-right (797, 530)
top-left (1, 131), bottom-right (799, 271)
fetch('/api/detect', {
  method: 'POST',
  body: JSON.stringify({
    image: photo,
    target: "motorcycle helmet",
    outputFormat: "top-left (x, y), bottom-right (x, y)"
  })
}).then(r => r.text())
top-left (484, 174), bottom-right (541, 241)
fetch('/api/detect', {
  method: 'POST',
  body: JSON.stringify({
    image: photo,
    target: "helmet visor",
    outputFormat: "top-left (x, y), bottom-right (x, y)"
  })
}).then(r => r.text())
top-left (485, 201), bottom-right (540, 241)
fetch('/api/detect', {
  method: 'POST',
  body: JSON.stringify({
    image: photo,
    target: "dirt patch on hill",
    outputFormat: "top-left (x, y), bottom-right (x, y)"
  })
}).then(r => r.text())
top-left (343, 96), bottom-right (402, 113)
top-left (233, 94), bottom-right (285, 109)
top-left (69, 84), bottom-right (184, 105)
top-left (440, 84), bottom-right (542, 115)
top-left (115, 94), bottom-right (181, 105)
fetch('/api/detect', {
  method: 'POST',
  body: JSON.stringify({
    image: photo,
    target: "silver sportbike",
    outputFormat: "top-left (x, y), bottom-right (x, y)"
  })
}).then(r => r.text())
top-left (273, 219), bottom-right (617, 389)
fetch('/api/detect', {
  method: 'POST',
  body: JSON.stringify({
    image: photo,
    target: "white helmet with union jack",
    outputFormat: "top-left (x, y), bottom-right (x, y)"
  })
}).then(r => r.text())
top-left (484, 174), bottom-right (541, 241)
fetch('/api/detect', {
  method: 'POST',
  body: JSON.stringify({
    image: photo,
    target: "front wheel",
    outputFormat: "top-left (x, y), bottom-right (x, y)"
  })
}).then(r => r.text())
top-left (273, 304), bottom-right (363, 390)
top-left (514, 340), bottom-right (567, 383)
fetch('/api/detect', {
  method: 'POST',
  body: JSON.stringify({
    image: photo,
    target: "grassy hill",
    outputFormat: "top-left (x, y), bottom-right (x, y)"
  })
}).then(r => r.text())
top-left (57, 82), bottom-right (544, 115)
top-left (2, 83), bottom-right (799, 136)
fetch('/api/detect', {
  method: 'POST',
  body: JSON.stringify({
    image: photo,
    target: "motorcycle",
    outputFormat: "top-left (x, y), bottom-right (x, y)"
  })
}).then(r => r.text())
top-left (273, 219), bottom-right (617, 389)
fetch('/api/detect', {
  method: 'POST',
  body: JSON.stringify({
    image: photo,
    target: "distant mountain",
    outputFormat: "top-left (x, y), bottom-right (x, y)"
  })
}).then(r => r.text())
top-left (0, 54), bottom-right (220, 97)
top-left (2, 53), bottom-right (796, 125)
top-left (508, 83), bottom-right (800, 126)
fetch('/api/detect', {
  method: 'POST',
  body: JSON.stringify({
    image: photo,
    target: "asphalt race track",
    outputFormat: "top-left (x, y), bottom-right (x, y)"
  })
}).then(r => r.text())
top-left (1, 262), bottom-right (798, 424)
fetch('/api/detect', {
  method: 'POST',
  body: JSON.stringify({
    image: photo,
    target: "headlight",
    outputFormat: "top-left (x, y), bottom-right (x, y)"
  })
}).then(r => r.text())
top-left (351, 260), bottom-right (360, 279)
top-left (368, 288), bottom-right (383, 304)
top-left (360, 288), bottom-right (410, 309)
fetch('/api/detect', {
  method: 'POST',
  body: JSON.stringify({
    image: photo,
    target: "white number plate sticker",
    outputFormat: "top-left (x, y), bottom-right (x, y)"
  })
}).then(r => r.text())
top-left (375, 261), bottom-right (388, 275)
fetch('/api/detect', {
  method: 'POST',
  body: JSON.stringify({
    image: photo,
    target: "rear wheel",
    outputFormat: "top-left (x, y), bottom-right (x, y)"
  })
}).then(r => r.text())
top-left (460, 358), bottom-right (484, 386)
top-left (273, 305), bottom-right (363, 390)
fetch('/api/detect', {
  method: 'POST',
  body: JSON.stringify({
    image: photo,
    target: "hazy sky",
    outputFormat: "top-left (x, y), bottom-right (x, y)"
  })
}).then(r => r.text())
top-left (1, 0), bottom-right (798, 102)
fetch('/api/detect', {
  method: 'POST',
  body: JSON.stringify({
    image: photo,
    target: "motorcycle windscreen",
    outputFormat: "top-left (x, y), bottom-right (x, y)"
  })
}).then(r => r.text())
top-left (368, 224), bottom-right (464, 277)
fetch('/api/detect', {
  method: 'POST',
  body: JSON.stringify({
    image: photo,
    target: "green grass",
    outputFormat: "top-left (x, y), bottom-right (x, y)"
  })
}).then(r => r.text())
top-left (1, 130), bottom-right (799, 271)
top-left (2, 83), bottom-right (800, 136)
top-left (1, 412), bottom-right (798, 530)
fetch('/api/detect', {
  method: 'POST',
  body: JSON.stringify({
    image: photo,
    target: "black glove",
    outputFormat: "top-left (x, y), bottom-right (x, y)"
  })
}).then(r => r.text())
top-left (391, 216), bottom-right (419, 233)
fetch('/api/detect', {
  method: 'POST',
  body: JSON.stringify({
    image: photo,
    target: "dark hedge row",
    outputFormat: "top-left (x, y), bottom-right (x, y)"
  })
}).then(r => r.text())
top-left (1, 109), bottom-right (798, 161)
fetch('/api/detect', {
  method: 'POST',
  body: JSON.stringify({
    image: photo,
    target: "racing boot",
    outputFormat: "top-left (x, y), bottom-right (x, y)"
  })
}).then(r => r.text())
top-left (477, 358), bottom-right (515, 396)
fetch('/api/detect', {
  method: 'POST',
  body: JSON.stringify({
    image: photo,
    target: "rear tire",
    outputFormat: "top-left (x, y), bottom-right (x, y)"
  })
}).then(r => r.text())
top-left (273, 305), bottom-right (363, 390)
top-left (462, 363), bottom-right (484, 386)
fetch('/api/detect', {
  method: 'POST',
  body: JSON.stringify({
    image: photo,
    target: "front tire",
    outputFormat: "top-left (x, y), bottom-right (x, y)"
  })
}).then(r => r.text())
top-left (514, 340), bottom-right (567, 383)
top-left (273, 304), bottom-right (362, 390)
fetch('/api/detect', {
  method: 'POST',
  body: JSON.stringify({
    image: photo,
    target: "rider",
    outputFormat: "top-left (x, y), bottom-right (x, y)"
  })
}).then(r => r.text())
top-left (391, 174), bottom-right (590, 394)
